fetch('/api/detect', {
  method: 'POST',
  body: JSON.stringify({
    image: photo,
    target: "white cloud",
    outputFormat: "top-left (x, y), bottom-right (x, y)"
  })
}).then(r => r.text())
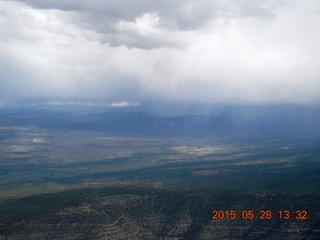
top-left (0, 0), bottom-right (320, 105)
top-left (46, 100), bottom-right (139, 107)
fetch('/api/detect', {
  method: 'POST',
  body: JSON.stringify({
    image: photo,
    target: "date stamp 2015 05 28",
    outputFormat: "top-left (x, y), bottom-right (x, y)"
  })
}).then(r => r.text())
top-left (212, 210), bottom-right (308, 220)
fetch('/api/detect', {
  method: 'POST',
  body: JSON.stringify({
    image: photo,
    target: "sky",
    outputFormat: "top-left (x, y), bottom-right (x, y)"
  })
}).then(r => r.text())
top-left (0, 0), bottom-right (320, 106)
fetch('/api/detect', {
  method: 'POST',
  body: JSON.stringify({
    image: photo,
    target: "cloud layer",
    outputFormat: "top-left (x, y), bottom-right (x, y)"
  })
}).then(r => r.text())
top-left (1, 0), bottom-right (320, 104)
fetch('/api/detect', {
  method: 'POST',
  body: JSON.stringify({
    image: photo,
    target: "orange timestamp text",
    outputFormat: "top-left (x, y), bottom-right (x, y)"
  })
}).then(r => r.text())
top-left (212, 210), bottom-right (308, 220)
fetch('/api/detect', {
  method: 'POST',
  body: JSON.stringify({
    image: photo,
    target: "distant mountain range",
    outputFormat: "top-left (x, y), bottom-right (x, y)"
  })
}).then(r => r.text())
top-left (0, 105), bottom-right (319, 138)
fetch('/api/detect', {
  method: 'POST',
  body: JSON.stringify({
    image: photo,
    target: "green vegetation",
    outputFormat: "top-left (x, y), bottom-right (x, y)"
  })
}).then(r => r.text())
top-left (0, 114), bottom-right (320, 239)
top-left (0, 127), bottom-right (320, 200)
top-left (0, 187), bottom-right (319, 239)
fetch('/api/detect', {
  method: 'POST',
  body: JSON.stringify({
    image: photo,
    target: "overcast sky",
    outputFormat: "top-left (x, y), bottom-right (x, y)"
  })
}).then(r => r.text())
top-left (0, 0), bottom-right (320, 106)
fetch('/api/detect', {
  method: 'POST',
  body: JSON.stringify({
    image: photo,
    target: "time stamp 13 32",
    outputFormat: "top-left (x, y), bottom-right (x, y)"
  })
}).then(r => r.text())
top-left (212, 210), bottom-right (309, 220)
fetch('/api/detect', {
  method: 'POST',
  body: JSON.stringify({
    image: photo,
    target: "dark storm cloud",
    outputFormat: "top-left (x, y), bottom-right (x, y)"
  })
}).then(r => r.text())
top-left (7, 0), bottom-right (226, 48)
top-left (0, 0), bottom-right (320, 104)
top-left (9, 0), bottom-right (280, 35)
top-left (8, 0), bottom-right (219, 29)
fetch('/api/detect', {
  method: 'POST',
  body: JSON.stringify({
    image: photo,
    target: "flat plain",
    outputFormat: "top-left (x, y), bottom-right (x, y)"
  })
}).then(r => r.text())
top-left (0, 109), bottom-right (319, 239)
top-left (1, 125), bottom-right (319, 200)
